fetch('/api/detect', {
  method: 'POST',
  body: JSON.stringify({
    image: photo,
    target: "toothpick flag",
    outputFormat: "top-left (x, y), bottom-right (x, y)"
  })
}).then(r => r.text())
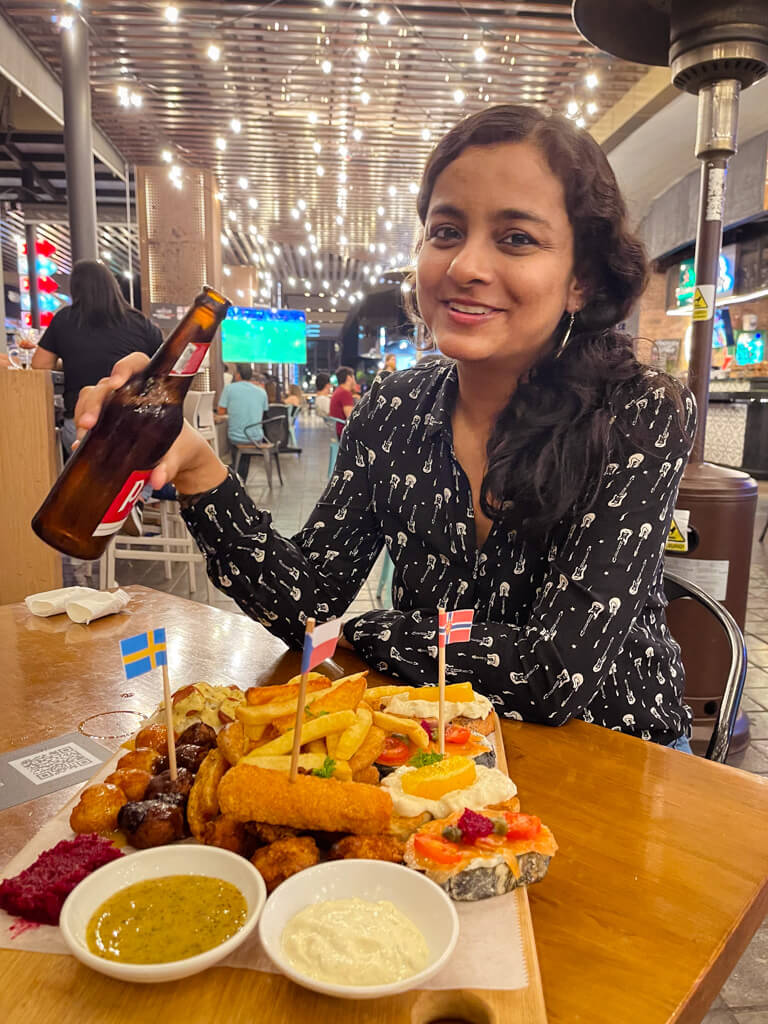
top-left (119, 628), bottom-right (167, 680)
top-left (301, 617), bottom-right (342, 674)
top-left (438, 608), bottom-right (474, 647)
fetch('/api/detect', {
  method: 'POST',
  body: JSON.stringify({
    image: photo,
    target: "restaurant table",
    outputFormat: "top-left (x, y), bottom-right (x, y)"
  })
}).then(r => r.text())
top-left (1, 585), bottom-right (767, 1024)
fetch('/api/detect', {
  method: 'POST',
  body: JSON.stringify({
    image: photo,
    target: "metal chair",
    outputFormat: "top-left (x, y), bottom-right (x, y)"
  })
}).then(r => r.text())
top-left (663, 569), bottom-right (747, 762)
top-left (322, 415), bottom-right (347, 477)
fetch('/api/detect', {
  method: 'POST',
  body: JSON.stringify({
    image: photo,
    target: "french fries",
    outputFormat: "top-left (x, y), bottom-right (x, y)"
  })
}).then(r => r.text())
top-left (363, 685), bottom-right (411, 703)
top-left (240, 753), bottom-right (352, 780)
top-left (306, 738), bottom-right (327, 755)
top-left (252, 709), bottom-right (357, 757)
top-left (236, 673), bottom-right (364, 727)
top-left (245, 674), bottom-right (330, 706)
top-left (348, 725), bottom-right (387, 773)
top-left (271, 674), bottom-right (368, 733)
top-left (335, 706), bottom-right (373, 761)
top-left (372, 711), bottom-right (430, 749)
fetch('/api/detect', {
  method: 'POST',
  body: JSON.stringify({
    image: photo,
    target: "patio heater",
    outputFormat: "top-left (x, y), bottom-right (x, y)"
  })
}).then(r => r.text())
top-left (572, 0), bottom-right (768, 752)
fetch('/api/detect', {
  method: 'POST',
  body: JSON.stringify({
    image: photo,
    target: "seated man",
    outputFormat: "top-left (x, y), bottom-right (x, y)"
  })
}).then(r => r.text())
top-left (313, 372), bottom-right (332, 418)
top-left (329, 366), bottom-right (358, 438)
top-left (217, 364), bottom-right (269, 483)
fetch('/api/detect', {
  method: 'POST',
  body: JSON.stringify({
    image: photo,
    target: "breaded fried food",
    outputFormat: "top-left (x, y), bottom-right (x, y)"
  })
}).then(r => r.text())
top-left (219, 764), bottom-right (392, 835)
top-left (388, 811), bottom-right (431, 843)
top-left (217, 720), bottom-right (246, 766)
top-left (330, 835), bottom-right (405, 863)
top-left (187, 749), bottom-right (229, 839)
top-left (134, 723), bottom-right (169, 754)
top-left (203, 815), bottom-right (252, 857)
top-left (244, 821), bottom-right (299, 846)
top-left (104, 768), bottom-right (152, 802)
top-left (348, 725), bottom-right (387, 774)
top-left (70, 783), bottom-right (127, 834)
top-left (250, 836), bottom-right (319, 892)
top-left (352, 765), bottom-right (380, 786)
top-left (117, 748), bottom-right (161, 774)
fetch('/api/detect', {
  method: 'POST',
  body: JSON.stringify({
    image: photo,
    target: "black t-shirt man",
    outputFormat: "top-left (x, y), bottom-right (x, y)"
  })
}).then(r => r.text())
top-left (37, 306), bottom-right (163, 417)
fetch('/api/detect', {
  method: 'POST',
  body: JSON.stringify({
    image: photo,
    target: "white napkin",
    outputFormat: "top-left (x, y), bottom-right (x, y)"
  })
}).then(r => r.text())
top-left (65, 589), bottom-right (131, 624)
top-left (24, 586), bottom-right (95, 617)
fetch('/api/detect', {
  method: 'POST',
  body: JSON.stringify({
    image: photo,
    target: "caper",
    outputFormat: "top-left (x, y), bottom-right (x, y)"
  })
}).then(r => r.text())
top-left (442, 825), bottom-right (463, 843)
top-left (493, 819), bottom-right (507, 835)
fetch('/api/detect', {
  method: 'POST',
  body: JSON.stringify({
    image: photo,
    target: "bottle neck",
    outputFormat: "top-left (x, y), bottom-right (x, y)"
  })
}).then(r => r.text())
top-left (146, 289), bottom-right (230, 380)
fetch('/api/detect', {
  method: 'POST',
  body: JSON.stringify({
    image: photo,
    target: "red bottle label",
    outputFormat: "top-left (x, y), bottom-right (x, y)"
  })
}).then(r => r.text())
top-left (92, 470), bottom-right (151, 537)
top-left (169, 342), bottom-right (209, 377)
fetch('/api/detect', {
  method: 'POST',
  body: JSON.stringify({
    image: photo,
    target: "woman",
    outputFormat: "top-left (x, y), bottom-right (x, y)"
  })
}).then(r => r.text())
top-left (33, 260), bottom-right (161, 453)
top-left (76, 106), bottom-right (694, 749)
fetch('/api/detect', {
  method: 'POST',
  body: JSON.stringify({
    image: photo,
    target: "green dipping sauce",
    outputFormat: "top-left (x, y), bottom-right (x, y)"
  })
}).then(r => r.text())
top-left (86, 874), bottom-right (247, 964)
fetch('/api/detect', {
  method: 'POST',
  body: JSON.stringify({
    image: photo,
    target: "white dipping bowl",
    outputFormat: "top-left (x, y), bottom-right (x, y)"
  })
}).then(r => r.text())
top-left (59, 844), bottom-right (266, 983)
top-left (258, 860), bottom-right (459, 999)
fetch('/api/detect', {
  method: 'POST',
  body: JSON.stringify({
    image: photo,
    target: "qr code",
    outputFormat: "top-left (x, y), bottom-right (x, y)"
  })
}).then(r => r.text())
top-left (9, 743), bottom-right (101, 785)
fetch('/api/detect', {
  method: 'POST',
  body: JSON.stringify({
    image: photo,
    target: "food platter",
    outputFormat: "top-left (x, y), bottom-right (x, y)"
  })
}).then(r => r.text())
top-left (0, 672), bottom-right (549, 1021)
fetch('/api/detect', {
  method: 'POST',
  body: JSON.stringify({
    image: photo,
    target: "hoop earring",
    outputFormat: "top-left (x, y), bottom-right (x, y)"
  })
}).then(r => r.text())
top-left (554, 312), bottom-right (575, 359)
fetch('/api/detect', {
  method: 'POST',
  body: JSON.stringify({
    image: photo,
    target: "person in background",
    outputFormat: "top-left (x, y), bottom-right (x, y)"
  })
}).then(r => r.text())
top-left (329, 365), bottom-right (358, 438)
top-left (32, 259), bottom-right (162, 455)
top-left (217, 364), bottom-right (269, 484)
top-left (284, 383), bottom-right (304, 407)
top-left (383, 354), bottom-right (397, 373)
top-left (313, 372), bottom-right (332, 417)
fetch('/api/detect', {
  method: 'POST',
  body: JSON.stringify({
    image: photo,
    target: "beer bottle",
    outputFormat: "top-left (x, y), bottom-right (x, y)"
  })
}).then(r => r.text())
top-left (32, 285), bottom-right (231, 560)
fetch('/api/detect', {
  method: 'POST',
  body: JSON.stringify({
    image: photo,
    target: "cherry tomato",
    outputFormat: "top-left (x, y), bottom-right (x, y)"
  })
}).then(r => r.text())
top-left (504, 813), bottom-right (542, 840)
top-left (413, 833), bottom-right (463, 865)
top-left (445, 724), bottom-right (472, 746)
top-left (377, 735), bottom-right (412, 766)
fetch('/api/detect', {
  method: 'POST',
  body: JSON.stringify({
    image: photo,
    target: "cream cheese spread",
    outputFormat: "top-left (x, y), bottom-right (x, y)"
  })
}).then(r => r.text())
top-left (382, 763), bottom-right (517, 819)
top-left (383, 693), bottom-right (493, 721)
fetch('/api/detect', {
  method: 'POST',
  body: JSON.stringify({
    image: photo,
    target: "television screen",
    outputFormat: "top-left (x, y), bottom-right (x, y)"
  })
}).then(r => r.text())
top-left (221, 307), bottom-right (307, 363)
top-left (713, 308), bottom-right (734, 349)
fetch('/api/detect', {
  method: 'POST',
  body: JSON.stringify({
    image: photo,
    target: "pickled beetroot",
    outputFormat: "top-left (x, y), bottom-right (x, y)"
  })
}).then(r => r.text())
top-left (457, 808), bottom-right (494, 843)
top-left (0, 834), bottom-right (123, 925)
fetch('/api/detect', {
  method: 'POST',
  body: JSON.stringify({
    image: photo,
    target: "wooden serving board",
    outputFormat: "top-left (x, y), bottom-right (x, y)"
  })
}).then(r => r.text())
top-left (0, 716), bottom-right (548, 1024)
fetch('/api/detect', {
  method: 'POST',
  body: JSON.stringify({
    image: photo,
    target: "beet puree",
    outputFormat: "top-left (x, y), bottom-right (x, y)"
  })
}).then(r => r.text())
top-left (0, 834), bottom-right (123, 925)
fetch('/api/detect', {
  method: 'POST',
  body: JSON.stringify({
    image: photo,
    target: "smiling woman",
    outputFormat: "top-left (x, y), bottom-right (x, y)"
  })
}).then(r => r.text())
top-left (74, 105), bottom-right (696, 750)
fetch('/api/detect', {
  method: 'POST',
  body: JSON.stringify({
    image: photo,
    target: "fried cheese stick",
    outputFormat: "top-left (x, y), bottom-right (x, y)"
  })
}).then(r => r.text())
top-left (218, 764), bottom-right (392, 835)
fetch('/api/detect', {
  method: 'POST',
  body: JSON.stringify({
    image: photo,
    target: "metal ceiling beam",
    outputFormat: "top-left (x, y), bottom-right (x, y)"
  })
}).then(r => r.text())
top-left (1, 134), bottom-right (61, 199)
top-left (0, 10), bottom-right (126, 179)
top-left (589, 66), bottom-right (678, 152)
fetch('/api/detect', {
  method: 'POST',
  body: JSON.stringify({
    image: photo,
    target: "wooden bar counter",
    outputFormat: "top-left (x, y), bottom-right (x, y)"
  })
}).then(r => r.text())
top-left (1, 586), bottom-right (767, 1024)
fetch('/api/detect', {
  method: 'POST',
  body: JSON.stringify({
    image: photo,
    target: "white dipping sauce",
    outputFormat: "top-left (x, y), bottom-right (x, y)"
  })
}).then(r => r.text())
top-left (281, 897), bottom-right (429, 986)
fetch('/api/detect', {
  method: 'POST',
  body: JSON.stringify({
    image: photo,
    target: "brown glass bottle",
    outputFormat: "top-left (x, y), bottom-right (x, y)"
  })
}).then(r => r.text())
top-left (32, 285), bottom-right (231, 560)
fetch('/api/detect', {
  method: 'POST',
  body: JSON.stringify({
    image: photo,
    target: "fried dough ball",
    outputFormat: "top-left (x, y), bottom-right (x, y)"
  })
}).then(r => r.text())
top-left (117, 798), bottom-right (185, 849)
top-left (144, 766), bottom-right (194, 802)
top-left (177, 722), bottom-right (217, 749)
top-left (330, 835), bottom-right (405, 863)
top-left (217, 720), bottom-right (245, 766)
top-left (244, 821), bottom-right (299, 846)
top-left (117, 748), bottom-right (162, 774)
top-left (187, 750), bottom-right (228, 840)
top-left (133, 723), bottom-right (169, 755)
top-left (156, 744), bottom-right (208, 775)
top-left (352, 765), bottom-right (380, 786)
top-left (250, 837), bottom-right (319, 893)
top-left (70, 783), bottom-right (127, 834)
top-left (104, 768), bottom-right (152, 802)
top-left (202, 815), bottom-right (254, 857)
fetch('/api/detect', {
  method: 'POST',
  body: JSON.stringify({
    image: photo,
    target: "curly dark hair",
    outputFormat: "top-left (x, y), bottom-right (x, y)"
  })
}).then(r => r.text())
top-left (414, 104), bottom-right (678, 537)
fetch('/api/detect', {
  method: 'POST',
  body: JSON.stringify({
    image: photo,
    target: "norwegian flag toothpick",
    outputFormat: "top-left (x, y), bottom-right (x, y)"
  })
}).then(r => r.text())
top-left (436, 607), bottom-right (474, 754)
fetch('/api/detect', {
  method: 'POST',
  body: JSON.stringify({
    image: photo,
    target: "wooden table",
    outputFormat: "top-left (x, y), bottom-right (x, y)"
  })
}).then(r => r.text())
top-left (1, 585), bottom-right (767, 1024)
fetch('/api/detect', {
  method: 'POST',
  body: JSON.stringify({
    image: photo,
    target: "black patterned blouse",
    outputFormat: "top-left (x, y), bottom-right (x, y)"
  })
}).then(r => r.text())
top-left (182, 359), bottom-right (696, 745)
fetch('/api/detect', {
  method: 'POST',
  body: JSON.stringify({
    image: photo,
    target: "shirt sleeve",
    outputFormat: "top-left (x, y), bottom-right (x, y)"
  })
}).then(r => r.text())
top-left (343, 380), bottom-right (696, 726)
top-left (38, 314), bottom-right (61, 355)
top-left (181, 392), bottom-right (385, 646)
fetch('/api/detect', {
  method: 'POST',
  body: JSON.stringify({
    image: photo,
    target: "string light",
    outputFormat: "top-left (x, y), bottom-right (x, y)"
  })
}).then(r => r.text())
top-left (408, 182), bottom-right (418, 194)
top-left (474, 46), bottom-right (486, 62)
top-left (360, 91), bottom-right (370, 104)
top-left (316, 165), bottom-right (325, 176)
top-left (358, 47), bottom-right (370, 64)
top-left (312, 141), bottom-right (322, 154)
top-left (291, 208), bottom-right (300, 219)
top-left (308, 111), bottom-right (318, 124)
top-left (164, 5), bottom-right (178, 23)
top-left (567, 100), bottom-right (579, 117)
top-left (101, 249), bottom-right (112, 261)
top-left (388, 185), bottom-right (397, 197)
top-left (248, 197), bottom-right (258, 209)
top-left (238, 176), bottom-right (248, 189)
top-left (421, 128), bottom-right (431, 141)
top-left (576, 116), bottom-right (586, 129)
top-left (215, 136), bottom-right (227, 150)
top-left (322, 60), bottom-right (332, 74)
top-left (230, 118), bottom-right (241, 133)
top-left (586, 101), bottom-right (598, 116)
top-left (377, 9), bottom-right (390, 25)
top-left (352, 128), bottom-right (363, 141)
top-left (207, 43), bottom-right (221, 61)
top-left (161, 150), bottom-right (172, 163)
top-left (453, 88), bottom-right (465, 104)
top-left (60, 14), bottom-right (74, 29)
top-left (377, 205), bottom-right (385, 215)
top-left (585, 72), bottom-right (599, 89)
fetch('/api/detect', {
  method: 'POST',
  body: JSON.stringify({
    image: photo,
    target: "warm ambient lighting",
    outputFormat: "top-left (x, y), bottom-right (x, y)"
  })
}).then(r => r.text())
top-left (238, 176), bottom-right (248, 189)
top-left (207, 43), bottom-right (221, 61)
top-left (586, 72), bottom-right (599, 89)
top-left (322, 60), bottom-right (332, 74)
top-left (358, 47), bottom-right (370, 63)
top-left (353, 128), bottom-right (363, 141)
top-left (161, 149), bottom-right (172, 163)
top-left (586, 102), bottom-right (598, 116)
top-left (567, 100), bottom-right (579, 117)
top-left (248, 197), bottom-right (258, 209)
top-left (453, 88), bottom-right (465, 104)
top-left (474, 46), bottom-right (486, 62)
top-left (164, 5), bottom-right (178, 23)
top-left (230, 118), bottom-right (241, 133)
top-left (215, 136), bottom-right (227, 150)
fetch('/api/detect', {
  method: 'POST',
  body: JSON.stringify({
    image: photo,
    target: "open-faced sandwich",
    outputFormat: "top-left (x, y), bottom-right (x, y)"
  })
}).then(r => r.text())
top-left (404, 806), bottom-right (557, 901)
top-left (373, 682), bottom-right (496, 737)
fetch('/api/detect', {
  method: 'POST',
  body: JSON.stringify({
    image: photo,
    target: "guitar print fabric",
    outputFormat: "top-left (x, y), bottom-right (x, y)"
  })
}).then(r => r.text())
top-left (183, 360), bottom-right (696, 746)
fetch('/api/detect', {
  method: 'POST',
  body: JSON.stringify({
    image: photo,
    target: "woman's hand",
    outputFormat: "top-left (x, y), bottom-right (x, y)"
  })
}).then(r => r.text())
top-left (73, 352), bottom-right (228, 495)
